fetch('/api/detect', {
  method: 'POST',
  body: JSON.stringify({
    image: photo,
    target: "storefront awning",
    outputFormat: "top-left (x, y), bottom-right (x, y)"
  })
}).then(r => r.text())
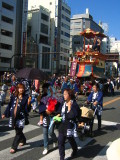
top-left (77, 65), bottom-right (92, 77)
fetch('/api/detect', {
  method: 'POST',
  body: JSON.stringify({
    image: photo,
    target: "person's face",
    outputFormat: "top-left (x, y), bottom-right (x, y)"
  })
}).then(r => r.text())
top-left (63, 90), bottom-right (70, 101)
top-left (92, 85), bottom-right (97, 92)
top-left (18, 87), bottom-right (24, 94)
top-left (12, 75), bottom-right (16, 81)
top-left (70, 80), bottom-right (73, 83)
top-left (65, 77), bottom-right (68, 82)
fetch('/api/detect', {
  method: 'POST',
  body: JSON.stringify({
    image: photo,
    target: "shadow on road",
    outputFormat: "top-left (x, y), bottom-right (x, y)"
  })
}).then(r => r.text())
top-left (71, 141), bottom-right (105, 159)
top-left (103, 107), bottom-right (116, 111)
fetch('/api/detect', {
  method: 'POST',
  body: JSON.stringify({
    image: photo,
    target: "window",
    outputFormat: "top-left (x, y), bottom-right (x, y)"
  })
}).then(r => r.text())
top-left (61, 47), bottom-right (63, 52)
top-left (74, 28), bottom-right (81, 32)
top-left (1, 29), bottom-right (13, 37)
top-left (0, 43), bottom-right (12, 50)
top-left (62, 14), bottom-right (70, 22)
top-left (61, 39), bottom-right (70, 45)
top-left (42, 46), bottom-right (50, 69)
top-left (61, 47), bottom-right (69, 53)
top-left (74, 41), bottom-right (80, 45)
top-left (41, 23), bottom-right (48, 34)
top-left (61, 22), bottom-right (70, 30)
top-left (41, 13), bottom-right (49, 22)
top-left (39, 35), bottom-right (48, 44)
top-left (65, 32), bottom-right (70, 38)
top-left (2, 2), bottom-right (14, 11)
top-left (1, 57), bottom-right (10, 63)
top-left (61, 30), bottom-right (70, 38)
top-left (62, 6), bottom-right (71, 15)
top-left (74, 22), bottom-right (81, 25)
top-left (1, 15), bottom-right (13, 24)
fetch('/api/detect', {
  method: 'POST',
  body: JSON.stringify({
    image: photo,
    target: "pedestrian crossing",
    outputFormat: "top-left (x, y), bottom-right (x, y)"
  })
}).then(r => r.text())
top-left (93, 142), bottom-right (111, 160)
top-left (0, 120), bottom-right (119, 160)
top-left (0, 124), bottom-right (40, 142)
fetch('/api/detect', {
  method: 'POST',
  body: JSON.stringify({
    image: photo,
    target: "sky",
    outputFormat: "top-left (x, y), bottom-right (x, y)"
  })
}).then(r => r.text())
top-left (68, 0), bottom-right (120, 40)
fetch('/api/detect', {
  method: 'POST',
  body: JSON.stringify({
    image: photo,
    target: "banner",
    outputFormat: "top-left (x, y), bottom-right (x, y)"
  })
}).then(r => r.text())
top-left (77, 65), bottom-right (85, 77)
top-left (77, 65), bottom-right (92, 77)
top-left (70, 62), bottom-right (77, 77)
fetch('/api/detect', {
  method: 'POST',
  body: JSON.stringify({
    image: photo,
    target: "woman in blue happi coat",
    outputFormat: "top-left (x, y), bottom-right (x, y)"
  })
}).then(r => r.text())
top-left (57, 89), bottom-right (81, 160)
top-left (87, 83), bottom-right (103, 131)
top-left (2, 83), bottom-right (29, 153)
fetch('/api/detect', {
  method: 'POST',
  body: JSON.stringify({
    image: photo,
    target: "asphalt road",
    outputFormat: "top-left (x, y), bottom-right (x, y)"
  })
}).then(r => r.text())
top-left (0, 91), bottom-right (120, 160)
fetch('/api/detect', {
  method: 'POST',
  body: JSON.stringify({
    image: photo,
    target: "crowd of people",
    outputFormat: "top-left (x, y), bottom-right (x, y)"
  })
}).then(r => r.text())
top-left (0, 73), bottom-right (120, 159)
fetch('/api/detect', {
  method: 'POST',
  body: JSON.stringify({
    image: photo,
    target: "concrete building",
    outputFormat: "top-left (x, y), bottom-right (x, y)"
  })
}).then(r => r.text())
top-left (28, 0), bottom-right (71, 74)
top-left (101, 37), bottom-right (110, 54)
top-left (14, 0), bottom-right (28, 69)
top-left (109, 37), bottom-right (120, 53)
top-left (0, 0), bottom-right (28, 72)
top-left (101, 37), bottom-right (120, 54)
top-left (103, 37), bottom-right (120, 77)
top-left (70, 8), bottom-right (104, 56)
top-left (0, 0), bottom-right (16, 72)
top-left (28, 5), bottom-right (52, 73)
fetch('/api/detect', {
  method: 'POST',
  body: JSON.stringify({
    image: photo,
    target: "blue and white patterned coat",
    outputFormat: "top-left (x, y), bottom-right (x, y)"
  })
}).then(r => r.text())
top-left (88, 91), bottom-right (103, 107)
top-left (59, 100), bottom-right (81, 137)
top-left (4, 95), bottom-right (28, 128)
top-left (88, 91), bottom-right (103, 115)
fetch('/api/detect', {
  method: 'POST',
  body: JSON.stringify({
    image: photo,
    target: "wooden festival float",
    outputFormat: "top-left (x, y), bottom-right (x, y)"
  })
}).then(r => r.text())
top-left (70, 28), bottom-right (107, 79)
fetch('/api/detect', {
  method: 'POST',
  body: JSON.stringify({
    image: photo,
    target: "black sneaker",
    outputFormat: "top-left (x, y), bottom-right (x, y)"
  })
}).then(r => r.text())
top-left (97, 127), bottom-right (101, 131)
top-left (71, 150), bottom-right (77, 158)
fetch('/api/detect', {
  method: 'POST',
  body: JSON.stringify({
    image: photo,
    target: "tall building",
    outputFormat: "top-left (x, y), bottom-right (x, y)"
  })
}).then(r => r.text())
top-left (101, 37), bottom-right (120, 54)
top-left (0, 0), bottom-right (28, 72)
top-left (109, 37), bottom-right (120, 53)
top-left (101, 37), bottom-right (110, 54)
top-left (28, 0), bottom-right (71, 74)
top-left (28, 5), bottom-right (52, 72)
top-left (0, 0), bottom-right (16, 72)
top-left (70, 9), bottom-right (104, 56)
top-left (14, 0), bottom-right (28, 69)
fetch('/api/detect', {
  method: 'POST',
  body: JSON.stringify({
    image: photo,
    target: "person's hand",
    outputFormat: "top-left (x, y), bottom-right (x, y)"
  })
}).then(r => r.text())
top-left (75, 92), bottom-right (78, 97)
top-left (46, 109), bottom-right (52, 115)
top-left (84, 101), bottom-right (87, 104)
top-left (28, 96), bottom-right (31, 105)
top-left (93, 101), bottom-right (98, 106)
top-left (85, 101), bottom-right (89, 105)
top-left (2, 115), bottom-right (5, 119)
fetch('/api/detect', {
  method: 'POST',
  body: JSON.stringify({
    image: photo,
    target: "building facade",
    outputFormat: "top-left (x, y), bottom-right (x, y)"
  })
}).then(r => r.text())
top-left (14, 0), bottom-right (28, 70)
top-left (70, 9), bottom-right (104, 56)
top-left (0, 0), bottom-right (16, 72)
top-left (28, 5), bottom-right (52, 72)
top-left (0, 0), bottom-right (29, 72)
top-left (109, 37), bottom-right (120, 53)
top-left (28, 0), bottom-right (71, 74)
top-left (101, 37), bottom-right (110, 54)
